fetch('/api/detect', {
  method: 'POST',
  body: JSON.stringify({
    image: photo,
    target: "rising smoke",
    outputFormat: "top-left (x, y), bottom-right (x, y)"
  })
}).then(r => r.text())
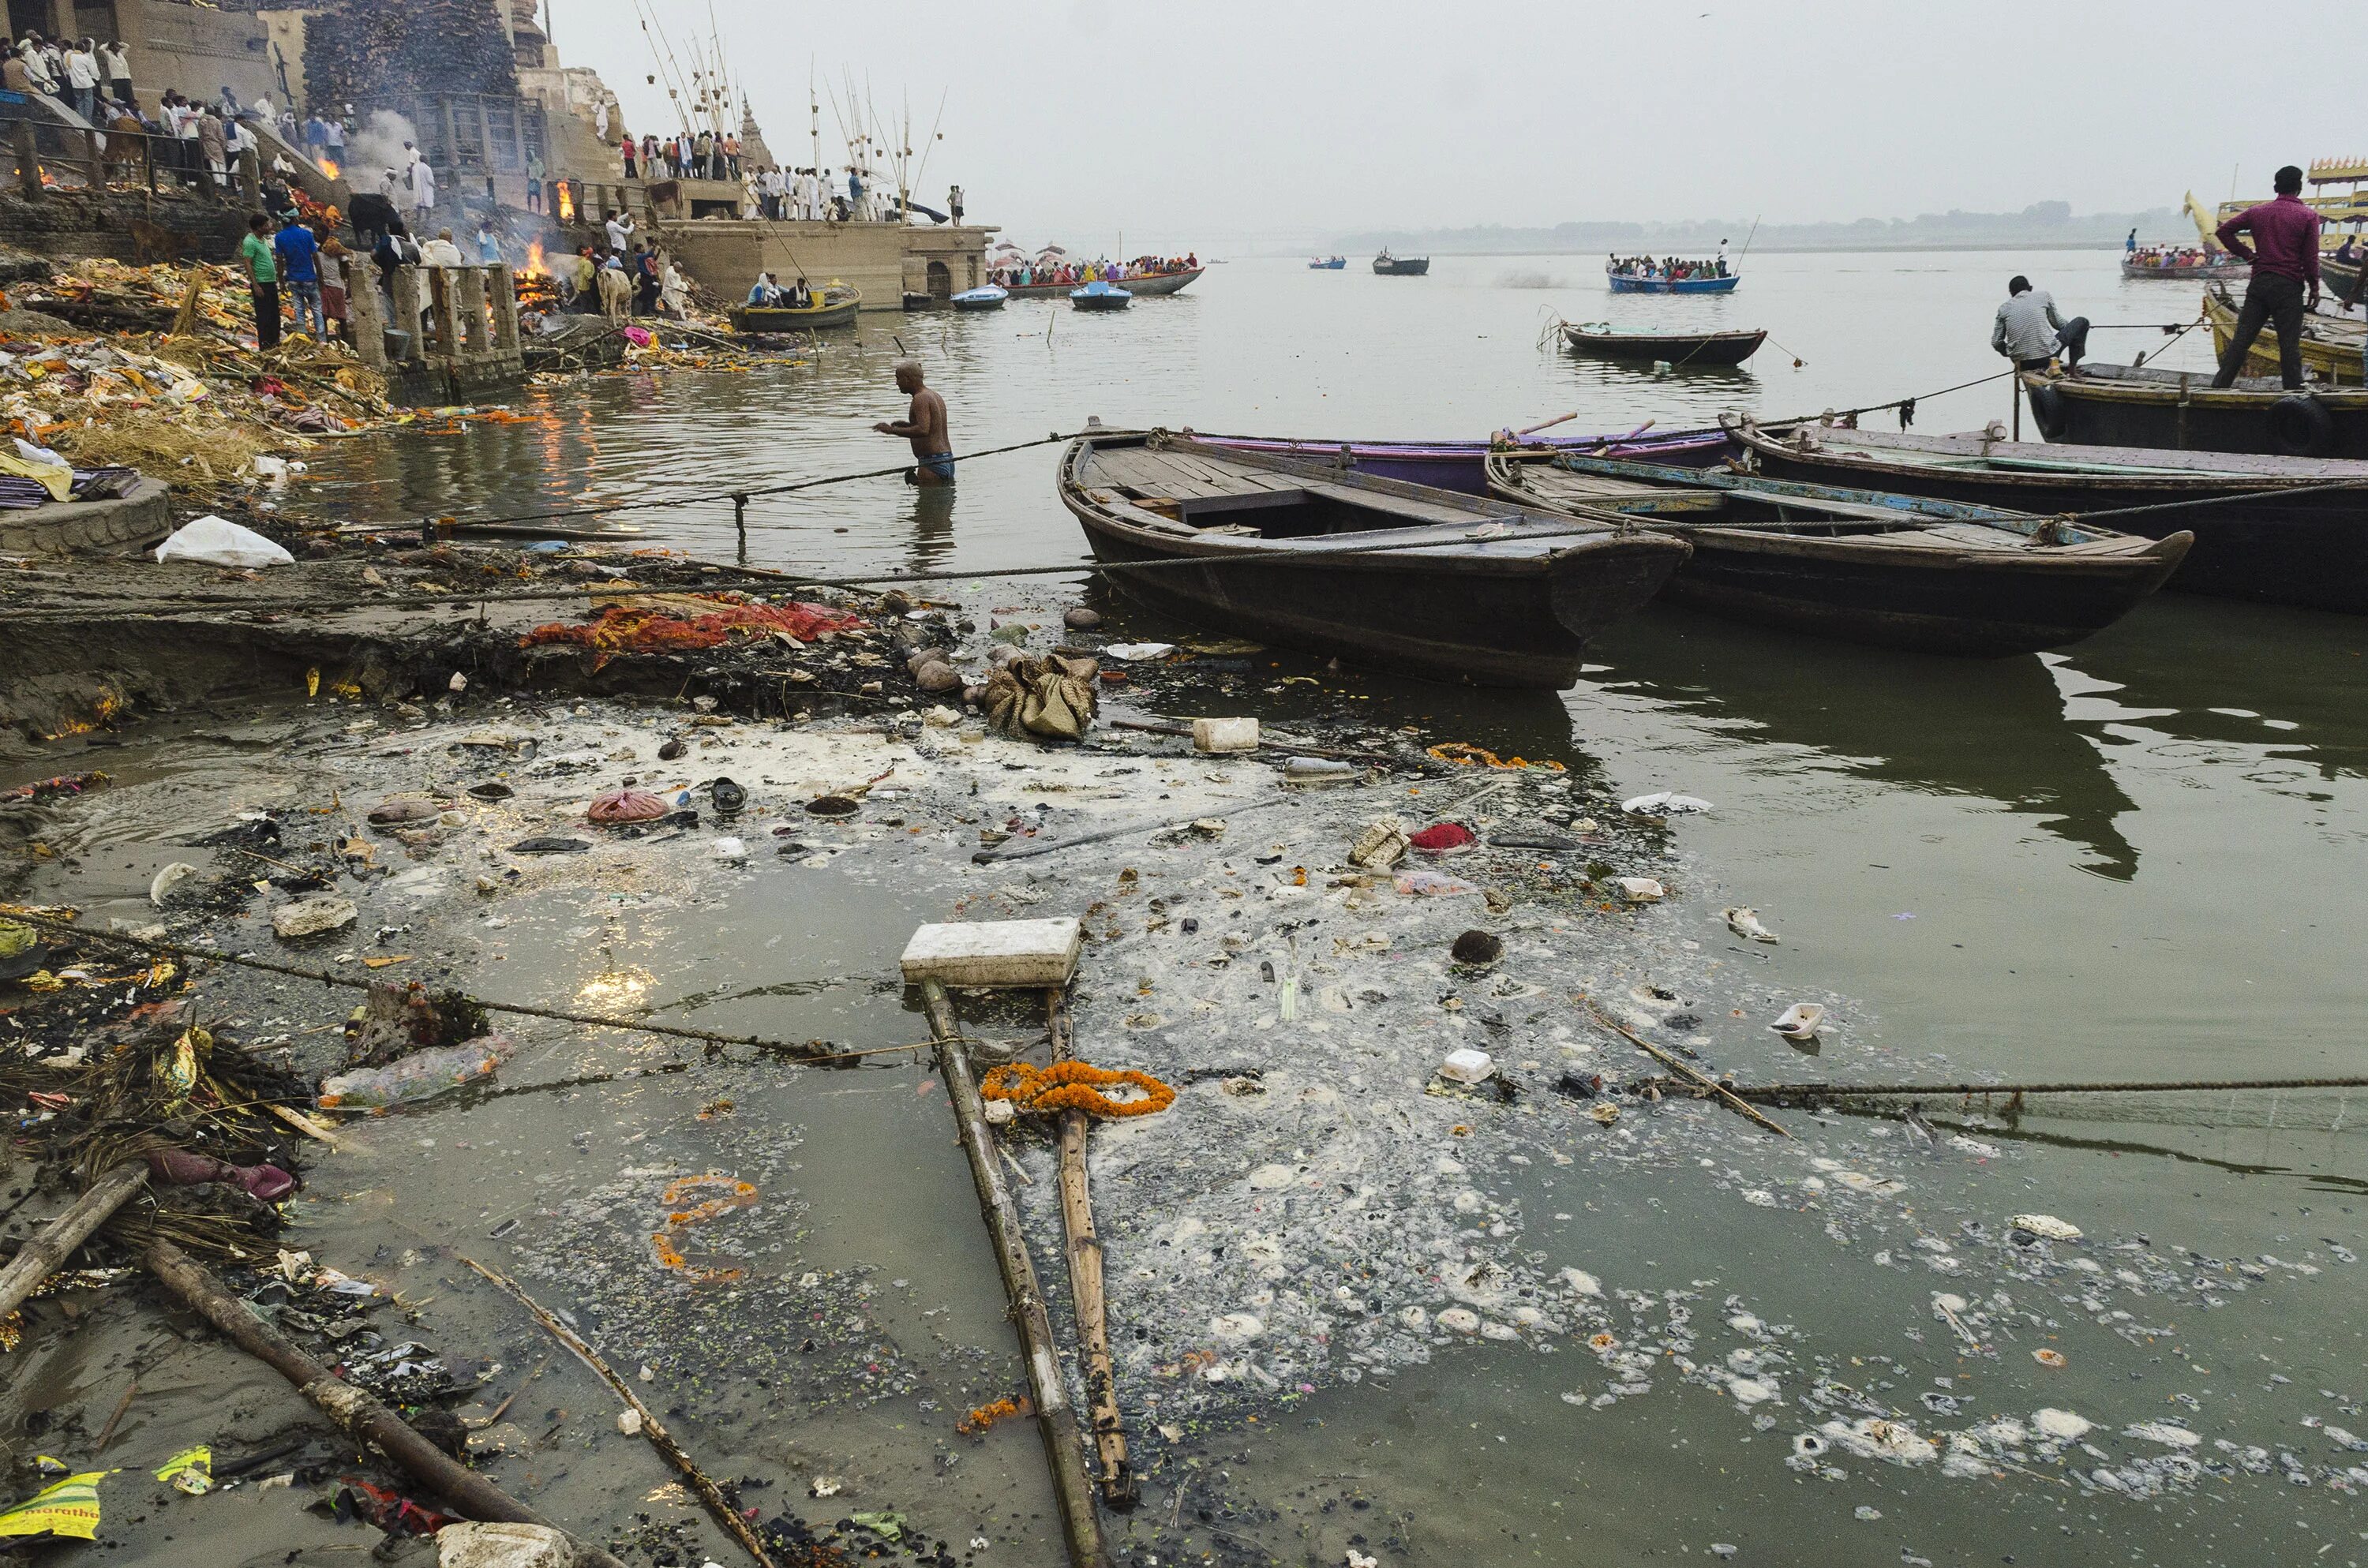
top-left (346, 110), bottom-right (420, 193)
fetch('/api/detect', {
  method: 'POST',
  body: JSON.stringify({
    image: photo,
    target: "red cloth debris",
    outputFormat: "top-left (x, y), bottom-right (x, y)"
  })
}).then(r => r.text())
top-left (587, 787), bottom-right (669, 824)
top-left (1409, 822), bottom-right (1476, 853)
top-left (146, 1147), bottom-right (298, 1202)
top-left (519, 597), bottom-right (867, 654)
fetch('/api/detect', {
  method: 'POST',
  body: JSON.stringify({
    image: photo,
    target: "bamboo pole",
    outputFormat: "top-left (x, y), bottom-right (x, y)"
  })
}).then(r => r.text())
top-left (1045, 993), bottom-right (1137, 1509)
top-left (0, 1165), bottom-right (148, 1324)
top-left (141, 1240), bottom-right (630, 1568)
top-left (1583, 1000), bottom-right (1791, 1139)
top-left (919, 978), bottom-right (1110, 1568)
top-left (459, 1256), bottom-right (777, 1568)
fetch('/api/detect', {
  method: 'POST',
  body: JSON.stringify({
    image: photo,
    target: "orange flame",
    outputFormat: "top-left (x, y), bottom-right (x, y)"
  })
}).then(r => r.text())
top-left (523, 239), bottom-right (548, 276)
top-left (554, 181), bottom-right (575, 223)
top-left (319, 155), bottom-right (340, 179)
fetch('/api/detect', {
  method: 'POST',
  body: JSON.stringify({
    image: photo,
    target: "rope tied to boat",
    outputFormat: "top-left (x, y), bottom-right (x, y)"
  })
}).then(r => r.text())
top-left (979, 1061), bottom-right (1177, 1119)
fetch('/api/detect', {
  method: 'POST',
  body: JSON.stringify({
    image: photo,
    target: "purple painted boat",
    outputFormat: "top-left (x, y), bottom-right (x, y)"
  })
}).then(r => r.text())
top-left (1182, 425), bottom-right (1733, 495)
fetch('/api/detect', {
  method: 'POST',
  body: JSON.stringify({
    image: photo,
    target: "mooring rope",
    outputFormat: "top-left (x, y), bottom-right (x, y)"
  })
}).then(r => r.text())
top-left (1719, 1075), bottom-right (2368, 1103)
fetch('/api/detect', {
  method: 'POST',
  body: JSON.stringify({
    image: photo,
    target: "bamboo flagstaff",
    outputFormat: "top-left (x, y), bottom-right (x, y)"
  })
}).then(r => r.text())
top-left (1046, 992), bottom-right (1137, 1508)
top-left (460, 1256), bottom-right (779, 1568)
top-left (0, 1165), bottom-right (148, 1323)
top-left (919, 979), bottom-right (1111, 1568)
top-left (142, 1240), bottom-right (632, 1568)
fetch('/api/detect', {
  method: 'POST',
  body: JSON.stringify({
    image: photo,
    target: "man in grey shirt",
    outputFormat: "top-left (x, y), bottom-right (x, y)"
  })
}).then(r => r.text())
top-left (1992, 275), bottom-right (2089, 371)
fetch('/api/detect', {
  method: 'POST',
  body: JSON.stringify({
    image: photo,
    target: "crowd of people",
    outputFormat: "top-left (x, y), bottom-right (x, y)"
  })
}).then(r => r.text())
top-left (1606, 251), bottom-right (1732, 281)
top-left (986, 253), bottom-right (1198, 288)
top-left (536, 211), bottom-right (691, 323)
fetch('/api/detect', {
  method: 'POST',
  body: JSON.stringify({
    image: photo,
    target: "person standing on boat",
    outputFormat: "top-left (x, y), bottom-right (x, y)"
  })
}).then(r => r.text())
top-left (2211, 164), bottom-right (2322, 390)
top-left (1991, 276), bottom-right (2089, 372)
top-left (2126, 227), bottom-right (2138, 255)
top-left (874, 359), bottom-right (954, 485)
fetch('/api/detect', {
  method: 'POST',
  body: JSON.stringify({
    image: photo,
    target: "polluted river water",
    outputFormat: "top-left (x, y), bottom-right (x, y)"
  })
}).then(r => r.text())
top-left (9, 249), bottom-right (2368, 1568)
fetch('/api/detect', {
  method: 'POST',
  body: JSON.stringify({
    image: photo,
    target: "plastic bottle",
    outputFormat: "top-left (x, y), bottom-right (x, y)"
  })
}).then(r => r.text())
top-left (317, 1035), bottom-right (514, 1111)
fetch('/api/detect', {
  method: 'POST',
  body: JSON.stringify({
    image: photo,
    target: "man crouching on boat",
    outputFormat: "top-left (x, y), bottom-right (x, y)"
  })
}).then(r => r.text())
top-left (875, 359), bottom-right (955, 485)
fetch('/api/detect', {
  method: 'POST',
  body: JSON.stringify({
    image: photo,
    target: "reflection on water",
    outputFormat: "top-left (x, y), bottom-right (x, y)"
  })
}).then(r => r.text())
top-left (1592, 604), bottom-right (2142, 878)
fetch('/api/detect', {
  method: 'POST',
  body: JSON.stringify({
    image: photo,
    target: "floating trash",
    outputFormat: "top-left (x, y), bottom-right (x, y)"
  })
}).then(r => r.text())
top-left (1722, 906), bottom-right (1778, 943)
top-left (2009, 1213), bottom-right (2082, 1242)
top-left (1622, 791), bottom-right (1713, 815)
top-left (1617, 877), bottom-right (1665, 903)
top-left (1769, 1002), bottom-right (1824, 1042)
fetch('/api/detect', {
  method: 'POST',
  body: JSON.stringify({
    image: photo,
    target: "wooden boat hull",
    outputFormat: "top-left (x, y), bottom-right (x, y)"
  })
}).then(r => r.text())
top-left (1000, 269), bottom-right (1201, 299)
top-left (1740, 419), bottom-right (2368, 612)
top-left (1490, 452), bottom-right (2189, 656)
top-left (2121, 258), bottom-right (2247, 280)
top-left (2022, 365), bottom-right (2368, 459)
top-left (1606, 273), bottom-right (1737, 294)
top-left (1564, 326), bottom-right (1765, 365)
top-left (1190, 427), bottom-right (1732, 496)
top-left (1373, 257), bottom-right (1430, 275)
top-left (2204, 287), bottom-right (2362, 386)
top-left (1070, 291), bottom-right (1130, 310)
top-left (1062, 436), bottom-right (1689, 687)
top-left (728, 298), bottom-right (860, 331)
top-left (2326, 255), bottom-right (2362, 301)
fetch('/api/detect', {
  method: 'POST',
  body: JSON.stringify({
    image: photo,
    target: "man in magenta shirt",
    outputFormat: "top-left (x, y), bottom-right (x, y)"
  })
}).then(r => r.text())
top-left (2212, 164), bottom-right (2323, 389)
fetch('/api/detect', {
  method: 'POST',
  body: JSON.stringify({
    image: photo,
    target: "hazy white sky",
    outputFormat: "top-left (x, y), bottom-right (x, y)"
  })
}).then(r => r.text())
top-left (545, 0), bottom-right (2359, 248)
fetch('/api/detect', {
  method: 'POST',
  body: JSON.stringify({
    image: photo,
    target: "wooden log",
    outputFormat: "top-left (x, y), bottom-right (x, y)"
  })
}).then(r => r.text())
top-left (460, 1256), bottom-right (778, 1568)
top-left (1045, 992), bottom-right (1137, 1508)
top-left (1583, 999), bottom-right (1791, 1139)
top-left (141, 1240), bottom-right (631, 1568)
top-left (919, 978), bottom-right (1111, 1568)
top-left (0, 1165), bottom-right (148, 1323)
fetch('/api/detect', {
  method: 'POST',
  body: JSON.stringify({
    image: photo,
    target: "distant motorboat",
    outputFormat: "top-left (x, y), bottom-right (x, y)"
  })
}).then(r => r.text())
top-left (1605, 265), bottom-right (1737, 294)
top-left (1070, 279), bottom-right (1133, 311)
top-left (951, 284), bottom-right (1009, 312)
top-left (1309, 256), bottom-right (1347, 269)
top-left (1373, 251), bottom-right (1430, 276)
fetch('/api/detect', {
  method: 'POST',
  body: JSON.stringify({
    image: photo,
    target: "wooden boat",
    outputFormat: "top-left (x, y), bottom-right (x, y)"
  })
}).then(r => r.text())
top-left (726, 283), bottom-right (861, 332)
top-left (2326, 253), bottom-right (2362, 303)
top-left (1000, 268), bottom-right (1201, 299)
top-left (950, 284), bottom-right (1008, 312)
top-left (1487, 448), bottom-right (2189, 656)
top-left (1729, 415), bottom-right (2368, 612)
top-left (1563, 323), bottom-right (1765, 366)
top-left (1309, 256), bottom-right (1347, 270)
top-left (2204, 283), bottom-right (2362, 387)
top-left (1373, 252), bottom-right (1430, 276)
top-left (1059, 432), bottom-right (1691, 687)
top-left (2021, 362), bottom-right (2368, 458)
top-left (1605, 267), bottom-right (1737, 294)
top-left (2120, 253), bottom-right (2247, 281)
top-left (1188, 425), bottom-right (1732, 494)
top-left (1070, 280), bottom-right (1132, 311)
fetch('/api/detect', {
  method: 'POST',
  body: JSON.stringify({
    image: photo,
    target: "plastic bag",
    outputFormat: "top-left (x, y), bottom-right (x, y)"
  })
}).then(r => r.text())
top-left (155, 515), bottom-right (294, 569)
top-left (317, 1034), bottom-right (514, 1111)
top-left (1395, 869), bottom-right (1478, 896)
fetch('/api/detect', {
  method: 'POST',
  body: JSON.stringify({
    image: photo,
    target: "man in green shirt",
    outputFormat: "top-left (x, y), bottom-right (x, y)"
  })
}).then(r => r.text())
top-left (238, 213), bottom-right (282, 350)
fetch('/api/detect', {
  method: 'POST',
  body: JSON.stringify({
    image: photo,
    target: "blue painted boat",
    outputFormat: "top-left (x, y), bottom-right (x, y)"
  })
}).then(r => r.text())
top-left (1309, 256), bottom-right (1347, 269)
top-left (951, 285), bottom-right (1008, 312)
top-left (1606, 268), bottom-right (1738, 294)
top-left (1070, 280), bottom-right (1133, 311)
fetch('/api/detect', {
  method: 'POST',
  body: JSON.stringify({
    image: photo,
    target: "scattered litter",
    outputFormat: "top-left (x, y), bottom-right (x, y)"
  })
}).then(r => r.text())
top-left (1349, 817), bottom-right (1411, 869)
top-left (1396, 869), bottom-right (1478, 896)
top-left (1192, 717), bottom-right (1260, 754)
top-left (1283, 758), bottom-right (1358, 787)
top-left (1769, 1003), bottom-right (1824, 1042)
top-left (154, 515), bottom-right (293, 569)
top-left (317, 1035), bottom-right (515, 1111)
top-left (1616, 877), bottom-right (1665, 904)
top-left (148, 863), bottom-right (200, 907)
top-left (1449, 929), bottom-right (1503, 966)
top-left (1409, 822), bottom-right (1477, 854)
top-left (272, 896), bottom-right (358, 940)
top-left (711, 837), bottom-right (749, 863)
top-left (152, 1446), bottom-right (211, 1496)
top-left (508, 837), bottom-right (591, 855)
top-left (1622, 791), bottom-right (1713, 815)
top-left (1437, 1048), bottom-right (1496, 1085)
top-left (587, 788), bottom-right (669, 825)
top-left (1101, 642), bottom-right (1177, 661)
top-left (2009, 1213), bottom-right (2082, 1243)
top-left (1722, 907), bottom-right (1778, 943)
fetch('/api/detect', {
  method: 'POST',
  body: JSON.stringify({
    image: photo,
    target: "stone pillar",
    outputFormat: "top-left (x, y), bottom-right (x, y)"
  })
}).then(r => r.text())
top-left (237, 147), bottom-right (260, 206)
top-left (48, 0), bottom-right (75, 43)
top-left (424, 267), bottom-right (452, 357)
top-left (346, 259), bottom-right (388, 370)
top-left (454, 265), bottom-right (486, 356)
top-left (487, 265), bottom-right (519, 350)
top-left (389, 265), bottom-right (425, 363)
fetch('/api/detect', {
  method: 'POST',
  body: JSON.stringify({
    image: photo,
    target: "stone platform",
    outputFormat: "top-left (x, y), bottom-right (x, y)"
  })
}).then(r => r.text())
top-left (0, 479), bottom-right (173, 557)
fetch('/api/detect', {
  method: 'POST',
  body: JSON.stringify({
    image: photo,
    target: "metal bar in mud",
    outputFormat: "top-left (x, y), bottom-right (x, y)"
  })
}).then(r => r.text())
top-left (1728, 1074), bottom-right (2368, 1103)
top-left (919, 978), bottom-right (1111, 1568)
top-left (0, 1165), bottom-right (148, 1323)
top-left (459, 1256), bottom-right (780, 1568)
top-left (1046, 991), bottom-right (1137, 1508)
top-left (1583, 999), bottom-right (1793, 1140)
top-left (142, 1241), bottom-right (633, 1568)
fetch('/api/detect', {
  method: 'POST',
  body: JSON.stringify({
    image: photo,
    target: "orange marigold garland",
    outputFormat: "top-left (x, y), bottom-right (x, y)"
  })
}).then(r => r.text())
top-left (978, 1061), bottom-right (1177, 1119)
top-left (1426, 742), bottom-right (1567, 773)
top-left (956, 1395), bottom-right (1032, 1435)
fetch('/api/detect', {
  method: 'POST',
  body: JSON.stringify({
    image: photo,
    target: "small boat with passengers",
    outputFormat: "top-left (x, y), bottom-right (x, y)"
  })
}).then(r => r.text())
top-left (1000, 268), bottom-right (1202, 300)
top-left (1058, 429), bottom-right (1690, 687)
top-left (726, 282), bottom-right (862, 333)
top-left (1486, 446), bottom-right (2190, 656)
